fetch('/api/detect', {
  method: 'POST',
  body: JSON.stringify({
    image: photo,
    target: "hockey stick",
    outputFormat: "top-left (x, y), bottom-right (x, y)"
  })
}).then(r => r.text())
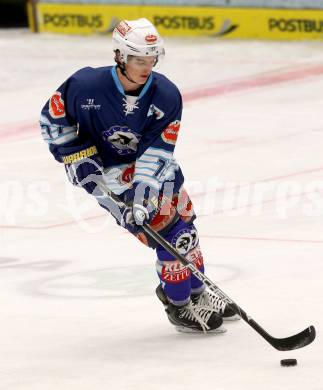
top-left (142, 224), bottom-right (316, 351)
top-left (94, 179), bottom-right (316, 351)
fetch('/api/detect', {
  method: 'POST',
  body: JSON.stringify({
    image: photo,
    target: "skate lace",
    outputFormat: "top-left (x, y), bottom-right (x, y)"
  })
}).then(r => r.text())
top-left (194, 291), bottom-right (227, 315)
top-left (178, 301), bottom-right (212, 332)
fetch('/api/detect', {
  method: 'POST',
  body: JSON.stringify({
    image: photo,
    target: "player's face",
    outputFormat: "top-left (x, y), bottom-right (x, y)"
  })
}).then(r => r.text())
top-left (125, 56), bottom-right (156, 84)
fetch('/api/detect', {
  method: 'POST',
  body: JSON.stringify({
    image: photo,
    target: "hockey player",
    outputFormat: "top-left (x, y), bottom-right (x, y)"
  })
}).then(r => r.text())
top-left (40, 18), bottom-right (238, 333)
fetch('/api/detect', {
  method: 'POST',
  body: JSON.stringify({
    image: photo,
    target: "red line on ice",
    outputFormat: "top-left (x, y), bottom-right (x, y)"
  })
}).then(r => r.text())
top-left (182, 64), bottom-right (323, 102)
top-left (2, 64), bottom-right (323, 142)
top-left (1, 64), bottom-right (323, 233)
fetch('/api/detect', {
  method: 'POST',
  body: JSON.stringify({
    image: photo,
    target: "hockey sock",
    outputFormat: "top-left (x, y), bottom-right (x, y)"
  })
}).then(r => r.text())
top-left (155, 219), bottom-right (204, 305)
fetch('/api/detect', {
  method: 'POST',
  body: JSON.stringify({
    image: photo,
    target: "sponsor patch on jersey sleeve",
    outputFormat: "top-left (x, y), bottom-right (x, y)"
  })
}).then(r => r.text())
top-left (161, 120), bottom-right (180, 145)
top-left (49, 91), bottom-right (65, 119)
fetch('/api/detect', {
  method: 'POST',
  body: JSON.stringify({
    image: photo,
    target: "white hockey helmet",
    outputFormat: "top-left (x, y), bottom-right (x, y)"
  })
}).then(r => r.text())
top-left (112, 18), bottom-right (165, 64)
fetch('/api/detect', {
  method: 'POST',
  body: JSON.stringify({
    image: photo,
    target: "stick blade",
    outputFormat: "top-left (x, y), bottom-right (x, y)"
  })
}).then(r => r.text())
top-left (271, 325), bottom-right (316, 351)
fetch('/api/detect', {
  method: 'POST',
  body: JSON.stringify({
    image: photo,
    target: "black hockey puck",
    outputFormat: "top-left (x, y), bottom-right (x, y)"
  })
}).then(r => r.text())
top-left (280, 359), bottom-right (297, 367)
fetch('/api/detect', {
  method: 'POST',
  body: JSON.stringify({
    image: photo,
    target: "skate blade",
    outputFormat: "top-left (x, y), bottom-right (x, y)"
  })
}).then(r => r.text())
top-left (175, 325), bottom-right (227, 334)
top-left (223, 314), bottom-right (241, 321)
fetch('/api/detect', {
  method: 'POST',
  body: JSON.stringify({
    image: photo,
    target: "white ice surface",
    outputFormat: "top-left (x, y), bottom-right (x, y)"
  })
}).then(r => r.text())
top-left (0, 29), bottom-right (323, 390)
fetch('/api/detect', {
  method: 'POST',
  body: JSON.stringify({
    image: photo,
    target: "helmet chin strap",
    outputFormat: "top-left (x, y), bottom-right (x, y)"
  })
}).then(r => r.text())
top-left (117, 62), bottom-right (138, 85)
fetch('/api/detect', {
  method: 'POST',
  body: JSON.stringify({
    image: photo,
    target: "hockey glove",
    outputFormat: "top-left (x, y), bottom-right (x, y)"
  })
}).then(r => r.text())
top-left (123, 183), bottom-right (160, 226)
top-left (57, 140), bottom-right (103, 194)
top-left (119, 205), bottom-right (142, 234)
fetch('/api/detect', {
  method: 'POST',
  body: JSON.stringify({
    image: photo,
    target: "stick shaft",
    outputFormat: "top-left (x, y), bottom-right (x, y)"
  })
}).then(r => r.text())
top-left (95, 179), bottom-right (316, 351)
top-left (142, 223), bottom-right (315, 351)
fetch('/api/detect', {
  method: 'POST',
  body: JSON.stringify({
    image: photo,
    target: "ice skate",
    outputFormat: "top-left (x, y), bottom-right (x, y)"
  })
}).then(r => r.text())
top-left (191, 290), bottom-right (240, 321)
top-left (156, 285), bottom-right (226, 334)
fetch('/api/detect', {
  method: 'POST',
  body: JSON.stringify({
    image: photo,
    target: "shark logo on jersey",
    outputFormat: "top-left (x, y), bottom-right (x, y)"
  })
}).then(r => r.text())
top-left (102, 125), bottom-right (141, 155)
top-left (147, 104), bottom-right (164, 120)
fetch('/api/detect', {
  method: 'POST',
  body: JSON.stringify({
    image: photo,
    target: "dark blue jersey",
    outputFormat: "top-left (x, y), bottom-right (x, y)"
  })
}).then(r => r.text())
top-left (40, 65), bottom-right (183, 190)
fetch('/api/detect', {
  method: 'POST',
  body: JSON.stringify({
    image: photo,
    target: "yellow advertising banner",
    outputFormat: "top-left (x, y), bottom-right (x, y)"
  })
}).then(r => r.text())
top-left (33, 3), bottom-right (323, 40)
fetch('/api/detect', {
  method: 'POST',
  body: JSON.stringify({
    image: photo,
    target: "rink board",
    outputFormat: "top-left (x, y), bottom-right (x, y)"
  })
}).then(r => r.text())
top-left (30, 3), bottom-right (323, 40)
